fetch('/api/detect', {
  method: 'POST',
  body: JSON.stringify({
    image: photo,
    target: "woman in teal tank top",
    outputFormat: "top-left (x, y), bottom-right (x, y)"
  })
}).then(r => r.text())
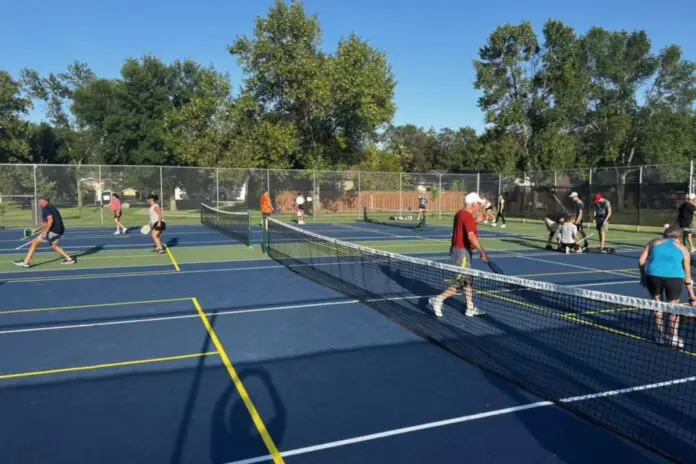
top-left (638, 226), bottom-right (696, 348)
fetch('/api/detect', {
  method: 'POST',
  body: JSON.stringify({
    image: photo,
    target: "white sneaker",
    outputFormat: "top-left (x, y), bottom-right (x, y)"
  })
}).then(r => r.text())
top-left (670, 336), bottom-right (685, 349)
top-left (466, 307), bottom-right (486, 317)
top-left (491, 223), bottom-right (497, 227)
top-left (428, 297), bottom-right (443, 318)
top-left (500, 224), bottom-right (506, 228)
top-left (121, 228), bottom-right (128, 234)
top-left (113, 231), bottom-right (121, 235)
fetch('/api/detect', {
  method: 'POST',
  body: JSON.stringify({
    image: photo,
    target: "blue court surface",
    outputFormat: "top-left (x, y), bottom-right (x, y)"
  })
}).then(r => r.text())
top-left (0, 219), bottom-right (683, 463)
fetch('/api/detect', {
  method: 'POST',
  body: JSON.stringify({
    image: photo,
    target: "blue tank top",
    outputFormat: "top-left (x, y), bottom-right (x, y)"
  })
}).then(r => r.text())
top-left (645, 240), bottom-right (685, 279)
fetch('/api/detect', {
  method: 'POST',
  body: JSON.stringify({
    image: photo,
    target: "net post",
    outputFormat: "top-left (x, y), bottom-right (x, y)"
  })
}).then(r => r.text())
top-left (216, 168), bottom-right (220, 208)
top-left (636, 166), bottom-right (643, 232)
top-left (33, 164), bottom-right (38, 225)
top-left (98, 165), bottom-right (104, 225)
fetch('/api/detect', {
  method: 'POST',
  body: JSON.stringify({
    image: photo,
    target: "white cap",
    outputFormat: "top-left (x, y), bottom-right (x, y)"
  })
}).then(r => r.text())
top-left (687, 193), bottom-right (696, 200)
top-left (465, 192), bottom-right (484, 205)
top-left (569, 192), bottom-right (578, 198)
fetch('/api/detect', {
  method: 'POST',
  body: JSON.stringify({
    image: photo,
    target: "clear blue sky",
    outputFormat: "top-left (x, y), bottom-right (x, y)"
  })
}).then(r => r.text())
top-left (3, 0), bottom-right (695, 132)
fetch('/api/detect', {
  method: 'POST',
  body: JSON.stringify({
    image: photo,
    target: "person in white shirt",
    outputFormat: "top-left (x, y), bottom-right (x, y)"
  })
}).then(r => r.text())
top-left (558, 216), bottom-right (582, 253)
top-left (147, 194), bottom-right (166, 254)
top-left (295, 192), bottom-right (306, 225)
top-left (482, 197), bottom-right (495, 224)
top-left (493, 194), bottom-right (506, 228)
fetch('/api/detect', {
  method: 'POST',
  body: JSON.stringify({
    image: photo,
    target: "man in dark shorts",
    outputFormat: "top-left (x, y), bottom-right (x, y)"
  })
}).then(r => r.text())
top-left (14, 197), bottom-right (76, 268)
top-left (677, 193), bottom-right (696, 252)
top-left (593, 193), bottom-right (612, 252)
top-left (428, 192), bottom-right (489, 318)
top-left (417, 195), bottom-right (427, 222)
top-left (569, 191), bottom-right (586, 239)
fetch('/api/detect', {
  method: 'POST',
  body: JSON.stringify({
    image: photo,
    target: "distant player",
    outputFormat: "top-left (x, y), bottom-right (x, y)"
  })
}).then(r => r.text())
top-left (677, 193), bottom-right (696, 252)
top-left (493, 194), bottom-right (506, 228)
top-left (482, 196), bottom-right (495, 224)
top-left (428, 192), bottom-right (488, 318)
top-left (569, 192), bottom-right (587, 247)
top-left (295, 192), bottom-right (306, 225)
top-left (147, 194), bottom-right (166, 254)
top-left (13, 197), bottom-right (76, 268)
top-left (593, 193), bottom-right (612, 252)
top-left (260, 190), bottom-right (274, 230)
top-left (558, 216), bottom-right (582, 253)
top-left (544, 212), bottom-right (566, 250)
top-left (417, 195), bottom-right (427, 221)
top-left (108, 193), bottom-right (127, 235)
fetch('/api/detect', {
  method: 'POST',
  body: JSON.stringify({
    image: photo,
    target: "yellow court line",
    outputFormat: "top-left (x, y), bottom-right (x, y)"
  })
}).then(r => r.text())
top-left (0, 297), bottom-right (193, 316)
top-left (192, 297), bottom-right (285, 464)
top-left (0, 351), bottom-right (218, 381)
top-left (166, 247), bottom-right (181, 272)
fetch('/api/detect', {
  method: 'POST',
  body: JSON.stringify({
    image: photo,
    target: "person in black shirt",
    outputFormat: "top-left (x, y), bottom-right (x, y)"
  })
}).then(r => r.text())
top-left (14, 197), bottom-right (75, 268)
top-left (417, 195), bottom-right (427, 222)
top-left (569, 192), bottom-right (588, 249)
top-left (677, 193), bottom-right (696, 252)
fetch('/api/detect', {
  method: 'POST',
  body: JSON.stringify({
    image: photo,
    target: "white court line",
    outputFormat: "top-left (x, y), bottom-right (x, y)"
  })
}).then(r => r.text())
top-left (332, 223), bottom-right (404, 238)
top-left (495, 249), bottom-right (638, 279)
top-left (226, 375), bottom-right (696, 464)
top-left (0, 278), bottom-right (636, 336)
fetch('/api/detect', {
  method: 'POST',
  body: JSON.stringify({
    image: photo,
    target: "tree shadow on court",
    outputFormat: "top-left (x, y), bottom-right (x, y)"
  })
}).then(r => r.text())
top-left (30, 245), bottom-right (105, 268)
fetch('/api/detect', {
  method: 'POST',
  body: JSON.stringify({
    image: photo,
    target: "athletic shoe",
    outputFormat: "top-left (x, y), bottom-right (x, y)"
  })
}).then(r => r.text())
top-left (61, 258), bottom-right (76, 265)
top-left (156, 248), bottom-right (166, 254)
top-left (113, 231), bottom-right (121, 235)
top-left (670, 336), bottom-right (685, 349)
top-left (500, 224), bottom-right (506, 228)
top-left (466, 307), bottom-right (486, 317)
top-left (600, 248), bottom-right (609, 254)
top-left (491, 223), bottom-right (497, 227)
top-left (428, 297), bottom-right (444, 318)
top-left (13, 260), bottom-right (30, 268)
top-left (121, 228), bottom-right (128, 234)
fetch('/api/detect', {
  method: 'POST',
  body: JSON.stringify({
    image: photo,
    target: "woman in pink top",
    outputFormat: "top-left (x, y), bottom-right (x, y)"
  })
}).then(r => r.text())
top-left (108, 193), bottom-right (127, 235)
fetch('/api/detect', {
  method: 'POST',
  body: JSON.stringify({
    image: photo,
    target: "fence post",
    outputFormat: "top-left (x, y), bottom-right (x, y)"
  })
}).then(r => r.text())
top-left (216, 168), bottom-right (220, 208)
top-left (522, 171), bottom-right (526, 224)
top-left (438, 173), bottom-right (442, 220)
top-left (266, 169), bottom-right (270, 192)
top-left (313, 170), bottom-right (317, 218)
top-left (98, 165), bottom-right (104, 225)
top-left (159, 167), bottom-right (164, 213)
top-left (554, 170), bottom-right (558, 189)
top-left (690, 160), bottom-right (694, 194)
top-left (33, 165), bottom-right (38, 225)
top-left (476, 172), bottom-right (480, 195)
top-left (399, 172), bottom-right (403, 216)
top-left (357, 171), bottom-right (361, 219)
top-left (637, 166), bottom-right (643, 232)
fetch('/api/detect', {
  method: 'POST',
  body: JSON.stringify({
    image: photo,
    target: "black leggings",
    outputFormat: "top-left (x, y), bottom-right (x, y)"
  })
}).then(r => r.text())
top-left (495, 210), bottom-right (506, 224)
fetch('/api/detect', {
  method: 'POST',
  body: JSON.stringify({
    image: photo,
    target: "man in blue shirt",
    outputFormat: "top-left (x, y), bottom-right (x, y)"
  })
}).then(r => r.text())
top-left (593, 193), bottom-right (612, 252)
top-left (14, 197), bottom-right (76, 268)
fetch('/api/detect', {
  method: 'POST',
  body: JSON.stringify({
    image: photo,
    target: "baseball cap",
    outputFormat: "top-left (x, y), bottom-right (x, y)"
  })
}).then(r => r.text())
top-left (465, 192), bottom-right (484, 205)
top-left (569, 192), bottom-right (578, 198)
top-left (594, 193), bottom-right (603, 203)
top-left (687, 193), bottom-right (696, 200)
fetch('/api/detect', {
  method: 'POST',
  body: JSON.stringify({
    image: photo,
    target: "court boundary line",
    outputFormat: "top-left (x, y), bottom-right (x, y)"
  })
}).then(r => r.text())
top-left (166, 247), bottom-right (181, 272)
top-left (191, 297), bottom-right (285, 464)
top-left (0, 297), bottom-right (192, 316)
top-left (225, 374), bottom-right (696, 464)
top-left (0, 351), bottom-right (217, 380)
top-left (0, 281), bottom-right (640, 336)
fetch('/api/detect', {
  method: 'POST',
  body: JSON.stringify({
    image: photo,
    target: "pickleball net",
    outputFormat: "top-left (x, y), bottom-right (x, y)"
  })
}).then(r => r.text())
top-left (200, 203), bottom-right (252, 247)
top-left (266, 217), bottom-right (696, 463)
top-left (363, 206), bottom-right (425, 229)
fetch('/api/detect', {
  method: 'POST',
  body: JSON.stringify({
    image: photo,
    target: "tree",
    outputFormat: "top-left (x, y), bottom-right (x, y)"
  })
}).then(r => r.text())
top-left (229, 0), bottom-right (395, 168)
top-left (474, 22), bottom-right (540, 171)
top-left (0, 71), bottom-right (32, 163)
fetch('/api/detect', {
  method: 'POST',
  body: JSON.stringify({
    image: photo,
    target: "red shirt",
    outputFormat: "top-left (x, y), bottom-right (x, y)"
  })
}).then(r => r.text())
top-left (451, 209), bottom-right (477, 249)
top-left (110, 197), bottom-right (121, 212)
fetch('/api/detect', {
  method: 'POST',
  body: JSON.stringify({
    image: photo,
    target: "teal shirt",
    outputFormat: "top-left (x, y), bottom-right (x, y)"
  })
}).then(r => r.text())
top-left (645, 239), bottom-right (685, 279)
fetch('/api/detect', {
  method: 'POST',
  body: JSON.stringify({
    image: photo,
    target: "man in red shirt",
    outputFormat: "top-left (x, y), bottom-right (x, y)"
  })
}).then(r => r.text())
top-left (429, 192), bottom-right (489, 318)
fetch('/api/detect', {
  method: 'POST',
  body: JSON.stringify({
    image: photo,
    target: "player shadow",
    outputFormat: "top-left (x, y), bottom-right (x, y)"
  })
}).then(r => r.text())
top-left (30, 245), bottom-right (105, 268)
top-left (209, 367), bottom-right (286, 463)
top-left (166, 237), bottom-right (180, 248)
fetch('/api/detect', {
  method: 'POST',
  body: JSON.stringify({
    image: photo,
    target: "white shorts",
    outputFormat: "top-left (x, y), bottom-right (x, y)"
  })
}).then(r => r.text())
top-left (38, 231), bottom-right (62, 245)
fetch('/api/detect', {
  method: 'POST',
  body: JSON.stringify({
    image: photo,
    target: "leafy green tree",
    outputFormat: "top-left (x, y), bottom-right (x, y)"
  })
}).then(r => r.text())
top-left (0, 71), bottom-right (32, 163)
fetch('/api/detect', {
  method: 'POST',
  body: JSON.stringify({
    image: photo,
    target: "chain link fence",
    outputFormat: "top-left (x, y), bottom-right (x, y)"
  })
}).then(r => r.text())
top-left (1, 162), bottom-right (693, 230)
